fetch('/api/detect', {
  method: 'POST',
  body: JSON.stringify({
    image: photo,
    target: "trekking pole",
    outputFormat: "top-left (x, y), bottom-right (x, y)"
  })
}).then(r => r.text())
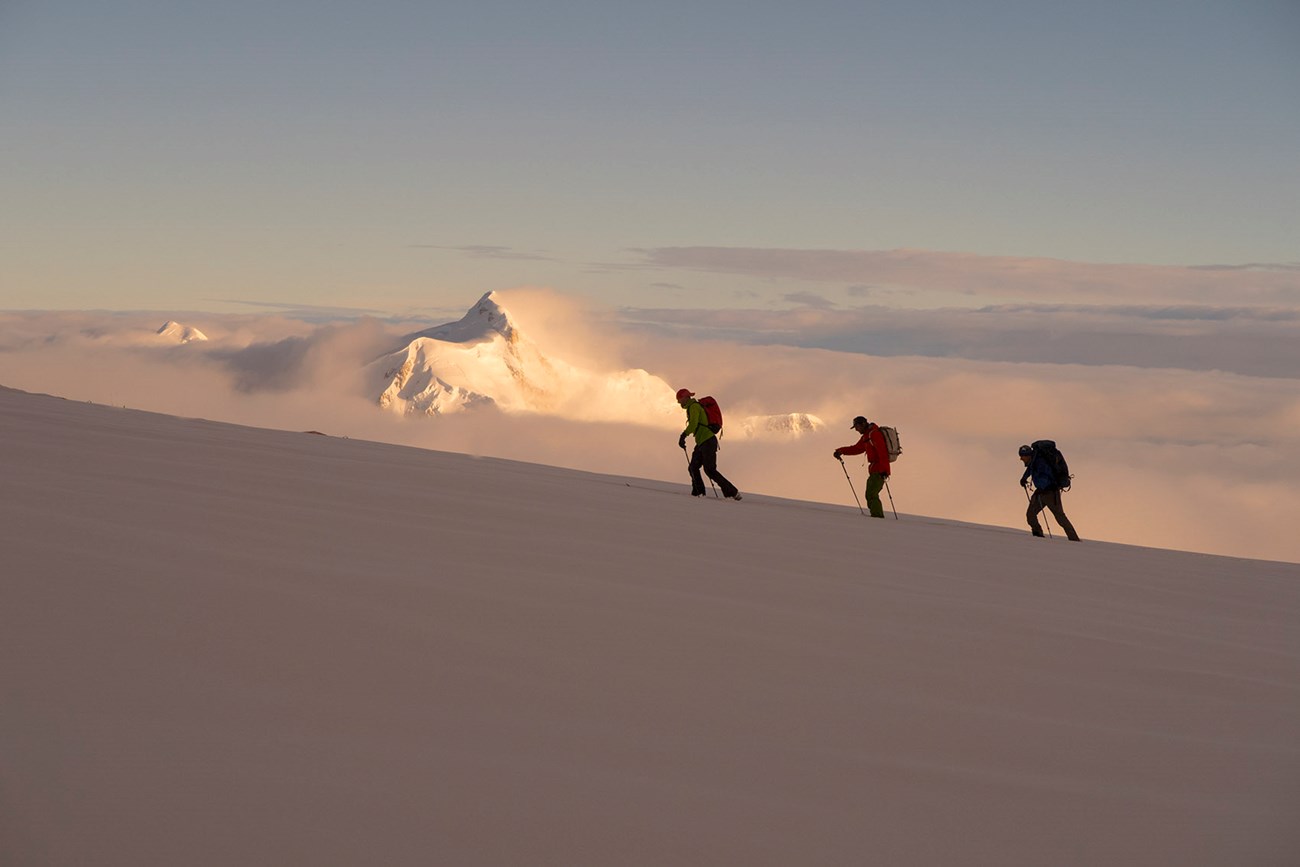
top-left (1024, 485), bottom-right (1053, 538)
top-left (884, 477), bottom-right (898, 520)
top-left (705, 442), bottom-right (721, 498)
top-left (837, 457), bottom-right (866, 516)
top-left (684, 444), bottom-right (719, 498)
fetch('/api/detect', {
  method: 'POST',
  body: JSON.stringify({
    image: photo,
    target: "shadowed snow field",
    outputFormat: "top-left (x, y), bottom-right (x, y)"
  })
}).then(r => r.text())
top-left (2, 385), bottom-right (1298, 866)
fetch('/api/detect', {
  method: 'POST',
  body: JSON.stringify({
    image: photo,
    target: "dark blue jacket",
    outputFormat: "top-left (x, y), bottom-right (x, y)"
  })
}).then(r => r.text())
top-left (1021, 455), bottom-right (1057, 492)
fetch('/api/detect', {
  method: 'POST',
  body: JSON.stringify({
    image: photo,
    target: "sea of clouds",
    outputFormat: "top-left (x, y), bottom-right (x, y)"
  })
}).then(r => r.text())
top-left (2, 275), bottom-right (1297, 563)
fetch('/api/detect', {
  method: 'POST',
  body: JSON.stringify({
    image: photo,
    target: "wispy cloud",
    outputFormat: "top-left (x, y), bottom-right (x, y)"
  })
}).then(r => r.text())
top-left (619, 302), bottom-right (1300, 379)
top-left (207, 321), bottom-right (395, 394)
top-left (977, 303), bottom-right (1300, 322)
top-left (636, 247), bottom-right (1300, 308)
top-left (1188, 262), bottom-right (1300, 272)
top-left (783, 292), bottom-right (837, 309)
top-left (411, 244), bottom-right (557, 262)
top-left (213, 299), bottom-right (390, 321)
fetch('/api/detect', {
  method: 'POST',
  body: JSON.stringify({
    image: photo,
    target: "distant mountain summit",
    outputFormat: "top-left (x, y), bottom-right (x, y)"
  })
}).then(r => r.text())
top-left (369, 293), bottom-right (678, 425)
top-left (156, 321), bottom-right (208, 344)
top-left (397, 291), bottom-right (519, 346)
top-left (738, 413), bottom-right (825, 440)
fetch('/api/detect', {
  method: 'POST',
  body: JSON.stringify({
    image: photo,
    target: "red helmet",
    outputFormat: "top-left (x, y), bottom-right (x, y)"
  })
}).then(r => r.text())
top-left (675, 388), bottom-right (694, 401)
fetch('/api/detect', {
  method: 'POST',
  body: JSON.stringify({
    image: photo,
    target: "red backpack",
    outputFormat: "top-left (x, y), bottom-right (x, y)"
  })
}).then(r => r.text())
top-left (697, 395), bottom-right (723, 434)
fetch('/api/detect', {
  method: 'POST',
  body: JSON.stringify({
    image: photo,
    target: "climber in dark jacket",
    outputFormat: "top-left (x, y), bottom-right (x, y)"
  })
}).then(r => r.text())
top-left (1019, 443), bottom-right (1080, 541)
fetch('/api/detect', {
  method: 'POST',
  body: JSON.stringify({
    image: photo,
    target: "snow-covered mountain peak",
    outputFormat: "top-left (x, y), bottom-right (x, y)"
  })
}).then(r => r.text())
top-left (370, 294), bottom-right (677, 424)
top-left (404, 291), bottom-right (517, 346)
top-left (156, 321), bottom-right (208, 344)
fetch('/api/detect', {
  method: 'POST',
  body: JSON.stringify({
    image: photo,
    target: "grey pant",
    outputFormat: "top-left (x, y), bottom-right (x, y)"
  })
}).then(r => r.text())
top-left (1027, 488), bottom-right (1080, 541)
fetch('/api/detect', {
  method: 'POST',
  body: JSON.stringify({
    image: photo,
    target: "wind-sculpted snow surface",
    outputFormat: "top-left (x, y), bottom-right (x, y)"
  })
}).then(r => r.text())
top-left (3, 384), bottom-right (1298, 867)
top-left (370, 292), bottom-right (680, 426)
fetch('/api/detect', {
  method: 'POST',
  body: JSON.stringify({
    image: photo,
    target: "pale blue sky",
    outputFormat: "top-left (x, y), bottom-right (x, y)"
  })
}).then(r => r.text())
top-left (2, 0), bottom-right (1298, 314)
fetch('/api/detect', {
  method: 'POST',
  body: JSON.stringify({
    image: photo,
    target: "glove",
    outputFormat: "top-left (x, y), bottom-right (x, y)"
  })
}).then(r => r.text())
top-left (833, 450), bottom-right (842, 459)
top-left (678, 435), bottom-right (687, 449)
top-left (1020, 478), bottom-right (1029, 488)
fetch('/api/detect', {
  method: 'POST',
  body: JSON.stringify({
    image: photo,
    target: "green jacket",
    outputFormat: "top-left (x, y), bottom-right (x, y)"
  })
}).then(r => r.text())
top-left (681, 400), bottom-right (716, 445)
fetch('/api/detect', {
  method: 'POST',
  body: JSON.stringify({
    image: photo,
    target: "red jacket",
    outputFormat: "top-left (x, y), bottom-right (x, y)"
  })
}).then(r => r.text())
top-left (838, 425), bottom-right (891, 475)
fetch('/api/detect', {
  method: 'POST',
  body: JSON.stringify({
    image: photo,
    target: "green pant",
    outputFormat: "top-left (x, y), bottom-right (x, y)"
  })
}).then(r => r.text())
top-left (865, 472), bottom-right (887, 519)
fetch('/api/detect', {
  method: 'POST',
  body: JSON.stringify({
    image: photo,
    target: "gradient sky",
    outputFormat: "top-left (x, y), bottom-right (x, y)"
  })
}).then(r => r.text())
top-left (3, 0), bottom-right (1298, 315)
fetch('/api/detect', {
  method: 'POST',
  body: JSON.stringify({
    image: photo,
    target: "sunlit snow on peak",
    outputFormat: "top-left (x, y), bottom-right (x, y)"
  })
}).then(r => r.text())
top-left (736, 413), bottom-right (825, 439)
top-left (401, 292), bottom-right (517, 346)
top-left (156, 321), bottom-right (208, 344)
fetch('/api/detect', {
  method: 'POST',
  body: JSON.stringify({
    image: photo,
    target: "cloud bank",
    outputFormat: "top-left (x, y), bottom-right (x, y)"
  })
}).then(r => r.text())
top-left (620, 302), bottom-right (1300, 378)
top-left (593, 245), bottom-right (1300, 380)
top-left (1, 289), bottom-right (1297, 563)
top-left (635, 247), bottom-right (1300, 307)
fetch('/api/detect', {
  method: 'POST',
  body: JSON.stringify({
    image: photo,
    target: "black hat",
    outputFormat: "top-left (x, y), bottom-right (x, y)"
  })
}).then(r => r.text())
top-left (851, 416), bottom-right (868, 428)
top-left (1018, 444), bottom-right (1033, 457)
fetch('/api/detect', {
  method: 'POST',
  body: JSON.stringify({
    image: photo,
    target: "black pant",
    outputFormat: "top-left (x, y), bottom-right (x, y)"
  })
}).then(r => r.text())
top-left (689, 437), bottom-right (738, 498)
top-left (1027, 488), bottom-right (1080, 541)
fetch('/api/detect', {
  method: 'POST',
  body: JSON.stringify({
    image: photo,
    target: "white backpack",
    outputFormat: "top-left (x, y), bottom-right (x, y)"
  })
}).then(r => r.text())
top-left (878, 425), bottom-right (902, 462)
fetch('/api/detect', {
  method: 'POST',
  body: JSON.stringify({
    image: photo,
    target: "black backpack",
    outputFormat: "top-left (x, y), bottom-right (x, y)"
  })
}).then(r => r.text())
top-left (1032, 440), bottom-right (1072, 491)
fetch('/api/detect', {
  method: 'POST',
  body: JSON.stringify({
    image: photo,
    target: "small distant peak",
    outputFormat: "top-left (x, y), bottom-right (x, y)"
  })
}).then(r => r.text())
top-left (157, 321), bottom-right (209, 343)
top-left (739, 412), bottom-right (826, 440)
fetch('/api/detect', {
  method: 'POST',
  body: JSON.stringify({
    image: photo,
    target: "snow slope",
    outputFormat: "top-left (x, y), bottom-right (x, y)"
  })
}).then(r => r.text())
top-left (2, 385), bottom-right (1297, 867)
